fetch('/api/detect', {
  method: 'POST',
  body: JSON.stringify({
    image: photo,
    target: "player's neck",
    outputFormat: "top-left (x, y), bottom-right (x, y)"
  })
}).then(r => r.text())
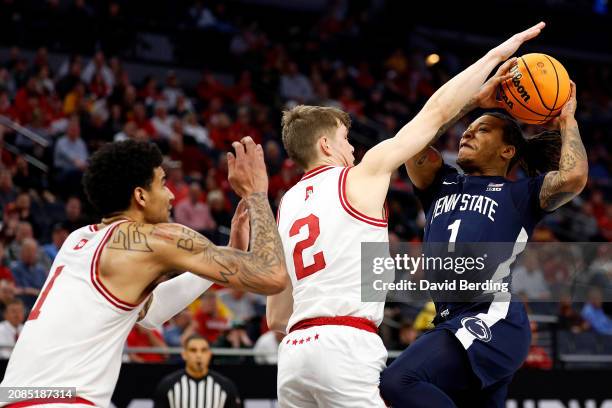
top-left (466, 165), bottom-right (507, 178)
top-left (100, 209), bottom-right (144, 225)
top-left (305, 158), bottom-right (343, 173)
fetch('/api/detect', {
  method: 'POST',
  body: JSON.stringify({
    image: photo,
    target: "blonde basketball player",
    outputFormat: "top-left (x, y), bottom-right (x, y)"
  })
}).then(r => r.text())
top-left (267, 23), bottom-right (546, 407)
top-left (0, 137), bottom-right (287, 407)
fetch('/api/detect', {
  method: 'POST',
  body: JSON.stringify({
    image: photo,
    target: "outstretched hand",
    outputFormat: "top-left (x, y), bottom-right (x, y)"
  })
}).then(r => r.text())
top-left (474, 57), bottom-right (518, 109)
top-left (490, 22), bottom-right (545, 61)
top-left (227, 136), bottom-right (269, 198)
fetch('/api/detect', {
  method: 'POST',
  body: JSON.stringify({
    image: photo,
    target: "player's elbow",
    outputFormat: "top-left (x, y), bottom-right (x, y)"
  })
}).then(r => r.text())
top-left (263, 266), bottom-right (289, 295)
top-left (566, 165), bottom-right (588, 194)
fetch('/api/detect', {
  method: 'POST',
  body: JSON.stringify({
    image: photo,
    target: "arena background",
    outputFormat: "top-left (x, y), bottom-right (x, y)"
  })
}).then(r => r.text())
top-left (0, 0), bottom-right (610, 406)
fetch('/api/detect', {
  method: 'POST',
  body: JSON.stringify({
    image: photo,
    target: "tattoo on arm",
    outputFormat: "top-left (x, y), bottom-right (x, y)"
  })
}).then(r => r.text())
top-left (108, 223), bottom-right (153, 252)
top-left (147, 193), bottom-right (286, 292)
top-left (540, 122), bottom-right (588, 211)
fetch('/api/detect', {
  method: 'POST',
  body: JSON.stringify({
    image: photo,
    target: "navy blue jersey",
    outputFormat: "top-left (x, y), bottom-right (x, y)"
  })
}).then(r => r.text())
top-left (414, 164), bottom-right (547, 314)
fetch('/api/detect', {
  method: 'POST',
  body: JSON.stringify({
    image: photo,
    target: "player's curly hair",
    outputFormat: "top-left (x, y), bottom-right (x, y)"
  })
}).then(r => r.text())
top-left (484, 112), bottom-right (561, 177)
top-left (83, 140), bottom-right (163, 217)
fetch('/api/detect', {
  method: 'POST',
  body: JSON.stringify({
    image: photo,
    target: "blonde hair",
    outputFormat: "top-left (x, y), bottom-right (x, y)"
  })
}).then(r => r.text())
top-left (281, 105), bottom-right (351, 169)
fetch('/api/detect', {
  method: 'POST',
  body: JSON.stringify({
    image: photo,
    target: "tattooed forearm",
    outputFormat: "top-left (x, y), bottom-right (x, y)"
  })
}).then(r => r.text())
top-left (166, 193), bottom-right (286, 293)
top-left (539, 119), bottom-right (588, 211)
top-left (108, 223), bottom-right (153, 252)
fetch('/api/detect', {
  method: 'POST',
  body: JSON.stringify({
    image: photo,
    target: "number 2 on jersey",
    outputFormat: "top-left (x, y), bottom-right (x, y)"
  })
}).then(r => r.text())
top-left (28, 265), bottom-right (64, 321)
top-left (289, 214), bottom-right (326, 280)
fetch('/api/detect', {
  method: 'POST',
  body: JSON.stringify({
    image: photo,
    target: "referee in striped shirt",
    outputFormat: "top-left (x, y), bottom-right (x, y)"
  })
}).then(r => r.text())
top-left (153, 334), bottom-right (242, 408)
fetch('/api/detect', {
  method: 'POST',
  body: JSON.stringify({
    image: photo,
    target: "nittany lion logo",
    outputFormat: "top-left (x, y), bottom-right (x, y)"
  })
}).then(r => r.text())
top-left (461, 317), bottom-right (492, 342)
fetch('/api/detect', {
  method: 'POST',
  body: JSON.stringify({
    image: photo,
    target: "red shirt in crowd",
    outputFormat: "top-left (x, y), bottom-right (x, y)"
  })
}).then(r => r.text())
top-left (126, 327), bottom-right (166, 363)
top-left (194, 309), bottom-right (229, 344)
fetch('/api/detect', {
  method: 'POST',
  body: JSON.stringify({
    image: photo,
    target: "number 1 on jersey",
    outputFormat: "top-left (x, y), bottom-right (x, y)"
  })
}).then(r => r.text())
top-left (289, 214), bottom-right (326, 280)
top-left (28, 265), bottom-right (64, 321)
top-left (447, 219), bottom-right (461, 252)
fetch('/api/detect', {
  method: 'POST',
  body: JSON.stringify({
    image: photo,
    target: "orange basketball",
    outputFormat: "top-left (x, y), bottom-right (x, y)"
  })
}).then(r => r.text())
top-left (498, 53), bottom-right (571, 124)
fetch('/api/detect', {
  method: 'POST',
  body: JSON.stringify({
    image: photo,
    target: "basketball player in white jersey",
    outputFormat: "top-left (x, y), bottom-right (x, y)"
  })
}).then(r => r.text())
top-left (267, 23), bottom-right (546, 407)
top-left (1, 138), bottom-right (287, 407)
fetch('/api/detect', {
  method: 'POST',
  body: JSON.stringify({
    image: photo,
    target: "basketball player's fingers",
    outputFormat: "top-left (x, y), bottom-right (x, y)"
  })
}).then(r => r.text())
top-left (517, 21), bottom-right (545, 42)
top-left (568, 80), bottom-right (577, 99)
top-left (232, 141), bottom-right (246, 160)
top-left (255, 144), bottom-right (264, 158)
top-left (227, 152), bottom-right (235, 169)
top-left (241, 136), bottom-right (256, 155)
top-left (495, 57), bottom-right (517, 76)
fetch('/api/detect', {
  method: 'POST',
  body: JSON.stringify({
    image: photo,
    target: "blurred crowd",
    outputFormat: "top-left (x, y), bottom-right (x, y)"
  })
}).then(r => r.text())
top-left (0, 0), bottom-right (610, 365)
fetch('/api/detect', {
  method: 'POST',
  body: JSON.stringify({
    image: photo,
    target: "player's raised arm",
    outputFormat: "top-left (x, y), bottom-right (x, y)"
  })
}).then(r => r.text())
top-left (132, 137), bottom-right (287, 295)
top-left (539, 82), bottom-right (588, 211)
top-left (354, 22), bottom-right (545, 181)
top-left (405, 57), bottom-right (519, 189)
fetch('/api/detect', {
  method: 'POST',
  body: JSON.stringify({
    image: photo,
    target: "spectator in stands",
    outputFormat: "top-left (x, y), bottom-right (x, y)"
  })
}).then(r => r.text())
top-left (0, 299), bottom-right (25, 358)
top-left (165, 161), bottom-right (189, 205)
top-left (126, 325), bottom-right (168, 363)
top-left (3, 192), bottom-right (43, 238)
top-left (131, 102), bottom-right (156, 137)
top-left (7, 221), bottom-right (35, 262)
top-left (81, 51), bottom-right (114, 90)
top-left (213, 322), bottom-right (253, 364)
top-left (0, 169), bottom-right (17, 212)
top-left (163, 308), bottom-right (197, 363)
top-left (183, 112), bottom-right (212, 148)
top-left (195, 292), bottom-right (230, 344)
top-left (512, 251), bottom-right (551, 300)
top-left (207, 190), bottom-right (231, 231)
top-left (63, 196), bottom-right (86, 232)
top-left (162, 71), bottom-right (183, 110)
top-left (523, 321), bottom-right (553, 370)
top-left (163, 308), bottom-right (196, 349)
top-left (11, 238), bottom-right (47, 308)
top-left (217, 288), bottom-right (261, 324)
top-left (151, 101), bottom-right (174, 141)
top-left (174, 182), bottom-right (216, 233)
top-left (280, 62), bottom-right (314, 104)
top-left (581, 288), bottom-right (612, 335)
top-left (253, 330), bottom-right (283, 364)
top-left (42, 223), bottom-right (70, 262)
top-left (558, 292), bottom-right (587, 333)
top-left (153, 334), bottom-right (242, 408)
top-left (0, 279), bottom-right (17, 316)
top-left (0, 242), bottom-right (14, 283)
top-left (53, 115), bottom-right (88, 195)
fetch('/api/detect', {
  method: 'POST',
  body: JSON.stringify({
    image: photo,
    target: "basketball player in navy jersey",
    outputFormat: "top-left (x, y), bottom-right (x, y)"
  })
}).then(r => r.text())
top-left (379, 75), bottom-right (587, 406)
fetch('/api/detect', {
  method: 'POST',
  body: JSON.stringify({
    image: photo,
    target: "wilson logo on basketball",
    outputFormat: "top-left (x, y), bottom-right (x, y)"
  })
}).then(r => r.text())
top-left (510, 65), bottom-right (531, 102)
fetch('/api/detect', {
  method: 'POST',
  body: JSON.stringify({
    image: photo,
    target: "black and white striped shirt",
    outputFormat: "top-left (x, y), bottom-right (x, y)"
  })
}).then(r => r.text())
top-left (153, 370), bottom-right (241, 408)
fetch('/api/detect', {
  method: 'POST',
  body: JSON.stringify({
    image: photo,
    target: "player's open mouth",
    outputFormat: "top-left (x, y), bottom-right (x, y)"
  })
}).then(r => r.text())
top-left (460, 142), bottom-right (474, 150)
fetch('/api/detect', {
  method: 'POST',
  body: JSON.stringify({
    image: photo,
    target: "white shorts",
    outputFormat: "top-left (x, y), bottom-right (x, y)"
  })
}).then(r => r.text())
top-left (277, 325), bottom-right (388, 408)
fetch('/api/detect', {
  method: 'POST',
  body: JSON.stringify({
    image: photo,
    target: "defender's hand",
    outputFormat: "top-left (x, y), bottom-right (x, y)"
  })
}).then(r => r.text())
top-left (227, 136), bottom-right (269, 198)
top-left (475, 58), bottom-right (517, 109)
top-left (490, 22), bottom-right (545, 61)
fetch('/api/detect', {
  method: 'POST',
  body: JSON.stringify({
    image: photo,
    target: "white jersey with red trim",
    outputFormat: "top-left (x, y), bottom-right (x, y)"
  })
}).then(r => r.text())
top-left (277, 166), bottom-right (389, 331)
top-left (1, 220), bottom-right (143, 407)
